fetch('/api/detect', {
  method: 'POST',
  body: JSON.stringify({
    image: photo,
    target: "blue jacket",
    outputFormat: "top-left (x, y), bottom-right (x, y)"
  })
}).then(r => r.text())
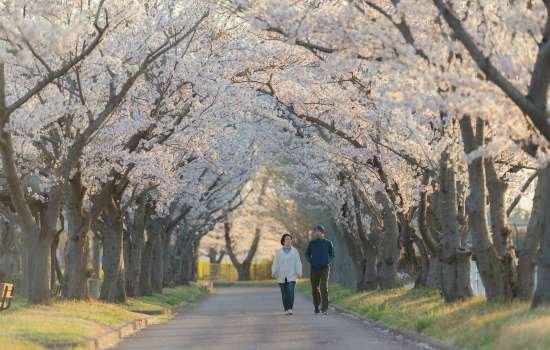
top-left (305, 238), bottom-right (335, 270)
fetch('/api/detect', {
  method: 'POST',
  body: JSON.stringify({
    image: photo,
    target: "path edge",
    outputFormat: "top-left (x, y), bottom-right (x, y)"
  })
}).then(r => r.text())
top-left (330, 303), bottom-right (465, 350)
top-left (47, 285), bottom-right (210, 350)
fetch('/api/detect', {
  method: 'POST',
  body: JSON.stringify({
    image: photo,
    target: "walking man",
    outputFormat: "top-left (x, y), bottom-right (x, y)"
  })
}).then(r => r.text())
top-left (305, 224), bottom-right (335, 315)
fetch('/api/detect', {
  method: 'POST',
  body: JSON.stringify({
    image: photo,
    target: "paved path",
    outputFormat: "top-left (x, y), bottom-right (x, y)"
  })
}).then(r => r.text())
top-left (113, 287), bottom-right (436, 350)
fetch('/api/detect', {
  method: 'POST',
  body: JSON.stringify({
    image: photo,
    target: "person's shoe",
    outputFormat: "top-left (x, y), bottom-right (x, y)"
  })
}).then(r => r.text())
top-left (288, 309), bottom-right (293, 315)
top-left (314, 306), bottom-right (320, 314)
top-left (322, 311), bottom-right (328, 315)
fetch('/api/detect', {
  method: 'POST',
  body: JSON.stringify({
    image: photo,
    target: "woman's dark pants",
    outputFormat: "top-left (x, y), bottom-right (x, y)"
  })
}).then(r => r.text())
top-left (278, 280), bottom-right (296, 311)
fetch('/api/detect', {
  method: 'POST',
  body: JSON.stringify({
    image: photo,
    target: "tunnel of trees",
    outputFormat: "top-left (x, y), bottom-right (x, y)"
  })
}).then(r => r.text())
top-left (0, 0), bottom-right (550, 310)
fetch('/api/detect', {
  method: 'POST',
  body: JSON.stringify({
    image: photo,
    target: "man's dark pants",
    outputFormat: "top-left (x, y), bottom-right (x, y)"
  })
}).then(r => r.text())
top-left (310, 266), bottom-right (330, 312)
top-left (278, 281), bottom-right (296, 311)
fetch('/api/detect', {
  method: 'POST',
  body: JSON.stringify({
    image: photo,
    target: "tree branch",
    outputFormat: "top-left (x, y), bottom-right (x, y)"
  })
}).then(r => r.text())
top-left (432, 0), bottom-right (550, 141)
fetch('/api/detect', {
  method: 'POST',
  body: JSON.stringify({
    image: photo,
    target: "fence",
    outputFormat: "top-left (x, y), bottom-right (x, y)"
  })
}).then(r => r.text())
top-left (197, 260), bottom-right (272, 281)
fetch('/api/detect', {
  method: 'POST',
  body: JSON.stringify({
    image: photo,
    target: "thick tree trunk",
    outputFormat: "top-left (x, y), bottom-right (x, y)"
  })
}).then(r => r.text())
top-left (63, 171), bottom-right (90, 299)
top-left (360, 243), bottom-right (379, 291)
top-left (485, 159), bottom-right (518, 298)
top-left (27, 234), bottom-right (53, 304)
top-left (518, 167), bottom-right (545, 300)
top-left (425, 256), bottom-right (442, 289)
top-left (176, 234), bottom-right (195, 285)
top-left (0, 217), bottom-right (18, 283)
top-left (179, 251), bottom-right (195, 284)
top-left (399, 216), bottom-right (420, 285)
top-left (20, 239), bottom-right (31, 297)
top-left (63, 236), bottom-right (89, 299)
top-left (125, 199), bottom-right (146, 297)
top-left (162, 232), bottom-right (172, 287)
top-left (417, 184), bottom-right (442, 289)
top-left (100, 199), bottom-right (126, 303)
top-left (460, 116), bottom-right (510, 301)
top-left (414, 233), bottom-right (430, 288)
top-left (151, 233), bottom-right (164, 293)
top-left (438, 153), bottom-right (473, 302)
top-left (191, 239), bottom-right (200, 281)
top-left (139, 236), bottom-right (154, 296)
top-left (181, 259), bottom-right (194, 284)
top-left (531, 166), bottom-right (550, 307)
top-left (237, 264), bottom-right (252, 281)
top-left (27, 189), bottom-right (62, 304)
top-left (348, 182), bottom-right (380, 291)
top-left (339, 221), bottom-right (374, 291)
top-left (375, 191), bottom-right (400, 289)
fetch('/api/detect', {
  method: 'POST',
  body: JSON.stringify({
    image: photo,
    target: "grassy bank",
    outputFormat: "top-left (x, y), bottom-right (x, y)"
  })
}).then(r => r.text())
top-left (0, 284), bottom-right (208, 350)
top-left (296, 283), bottom-right (550, 350)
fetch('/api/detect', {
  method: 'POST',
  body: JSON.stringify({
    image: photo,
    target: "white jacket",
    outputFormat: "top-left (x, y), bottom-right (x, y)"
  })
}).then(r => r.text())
top-left (271, 246), bottom-right (302, 283)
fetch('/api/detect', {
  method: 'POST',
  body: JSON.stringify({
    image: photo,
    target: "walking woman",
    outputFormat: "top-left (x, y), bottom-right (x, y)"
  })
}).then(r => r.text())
top-left (271, 233), bottom-right (302, 315)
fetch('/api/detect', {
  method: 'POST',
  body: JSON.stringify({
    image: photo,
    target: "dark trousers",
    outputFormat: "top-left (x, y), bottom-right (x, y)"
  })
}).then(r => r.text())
top-left (310, 266), bottom-right (330, 312)
top-left (278, 281), bottom-right (296, 311)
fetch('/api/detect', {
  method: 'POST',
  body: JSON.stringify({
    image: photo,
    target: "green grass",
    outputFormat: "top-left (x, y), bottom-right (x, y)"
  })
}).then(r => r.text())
top-left (297, 283), bottom-right (550, 350)
top-left (128, 284), bottom-right (206, 313)
top-left (0, 284), bottom-right (208, 350)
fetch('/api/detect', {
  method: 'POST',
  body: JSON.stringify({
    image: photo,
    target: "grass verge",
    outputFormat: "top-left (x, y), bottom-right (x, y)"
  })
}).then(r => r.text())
top-left (0, 284), bottom-right (208, 350)
top-left (296, 282), bottom-right (550, 350)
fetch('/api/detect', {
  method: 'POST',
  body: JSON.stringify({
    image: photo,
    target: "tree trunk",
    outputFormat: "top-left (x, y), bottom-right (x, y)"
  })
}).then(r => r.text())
top-left (518, 167), bottom-right (546, 300)
top-left (28, 234), bottom-right (53, 304)
top-left (236, 264), bottom-right (251, 281)
top-left (339, 221), bottom-right (374, 291)
top-left (179, 250), bottom-right (194, 284)
top-left (531, 166), bottom-right (550, 307)
top-left (0, 217), bottom-right (18, 283)
top-left (63, 236), bottom-right (89, 299)
top-left (191, 238), bottom-right (200, 281)
top-left (460, 116), bottom-right (510, 301)
top-left (151, 232), bottom-right (164, 293)
top-left (349, 182), bottom-right (380, 291)
top-left (27, 189), bottom-right (62, 304)
top-left (63, 170), bottom-right (91, 300)
top-left (425, 256), bottom-right (442, 289)
top-left (360, 245), bottom-right (379, 291)
top-left (0, 65), bottom-right (65, 303)
top-left (414, 235), bottom-right (430, 287)
top-left (485, 159), bottom-right (518, 298)
top-left (438, 152), bottom-right (473, 302)
top-left (417, 183), bottom-right (442, 289)
top-left (100, 198), bottom-right (126, 303)
top-left (139, 235), bottom-right (154, 296)
top-left (375, 191), bottom-right (400, 289)
top-left (125, 199), bottom-right (146, 297)
top-left (162, 232), bottom-right (172, 287)
top-left (20, 238), bottom-right (30, 297)
top-left (399, 215), bottom-right (419, 285)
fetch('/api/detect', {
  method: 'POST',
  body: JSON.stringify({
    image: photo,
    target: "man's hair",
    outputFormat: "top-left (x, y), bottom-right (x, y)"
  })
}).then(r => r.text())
top-left (313, 224), bottom-right (326, 233)
top-left (280, 233), bottom-right (293, 245)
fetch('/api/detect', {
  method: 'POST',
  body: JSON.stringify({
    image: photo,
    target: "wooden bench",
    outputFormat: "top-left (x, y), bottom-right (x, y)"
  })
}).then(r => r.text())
top-left (0, 283), bottom-right (14, 311)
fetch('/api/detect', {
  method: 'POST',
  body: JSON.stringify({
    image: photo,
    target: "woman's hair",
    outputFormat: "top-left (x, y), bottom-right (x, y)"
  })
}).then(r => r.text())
top-left (280, 233), bottom-right (293, 245)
